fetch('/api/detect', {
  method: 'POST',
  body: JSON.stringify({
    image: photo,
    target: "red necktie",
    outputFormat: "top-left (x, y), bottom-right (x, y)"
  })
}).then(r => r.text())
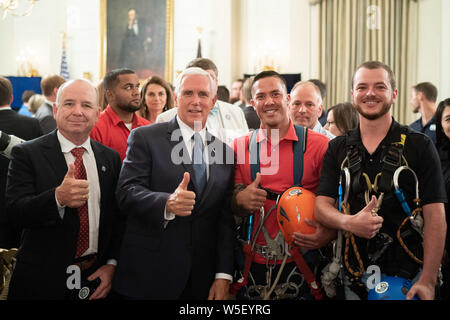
top-left (71, 147), bottom-right (89, 258)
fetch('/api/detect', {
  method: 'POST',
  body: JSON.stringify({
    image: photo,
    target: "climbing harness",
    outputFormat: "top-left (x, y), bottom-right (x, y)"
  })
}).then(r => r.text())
top-left (336, 125), bottom-right (427, 288)
top-left (231, 125), bottom-right (324, 300)
top-left (321, 168), bottom-right (348, 298)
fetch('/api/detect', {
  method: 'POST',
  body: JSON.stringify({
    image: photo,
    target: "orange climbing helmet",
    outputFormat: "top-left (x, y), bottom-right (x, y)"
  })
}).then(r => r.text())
top-left (276, 186), bottom-right (317, 245)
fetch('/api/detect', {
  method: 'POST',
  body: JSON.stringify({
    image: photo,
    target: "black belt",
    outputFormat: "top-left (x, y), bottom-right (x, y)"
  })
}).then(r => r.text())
top-left (73, 253), bottom-right (97, 271)
top-left (261, 188), bottom-right (280, 201)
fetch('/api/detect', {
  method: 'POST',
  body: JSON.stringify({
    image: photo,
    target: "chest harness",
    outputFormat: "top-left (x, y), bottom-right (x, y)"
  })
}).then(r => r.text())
top-left (230, 125), bottom-right (323, 300)
top-left (320, 125), bottom-right (426, 298)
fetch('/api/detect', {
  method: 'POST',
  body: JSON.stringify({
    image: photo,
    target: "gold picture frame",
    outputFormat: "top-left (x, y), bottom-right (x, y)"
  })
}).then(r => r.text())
top-left (99, 0), bottom-right (174, 83)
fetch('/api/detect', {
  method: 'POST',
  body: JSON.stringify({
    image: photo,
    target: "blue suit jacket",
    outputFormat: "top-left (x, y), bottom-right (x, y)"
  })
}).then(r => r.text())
top-left (113, 117), bottom-right (235, 299)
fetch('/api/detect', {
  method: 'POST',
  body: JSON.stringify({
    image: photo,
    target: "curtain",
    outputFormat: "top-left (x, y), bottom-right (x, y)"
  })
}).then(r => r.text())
top-left (312, 0), bottom-right (418, 124)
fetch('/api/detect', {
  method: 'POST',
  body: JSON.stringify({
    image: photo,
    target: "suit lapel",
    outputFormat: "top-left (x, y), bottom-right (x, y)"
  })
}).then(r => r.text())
top-left (90, 140), bottom-right (108, 239)
top-left (42, 131), bottom-right (68, 182)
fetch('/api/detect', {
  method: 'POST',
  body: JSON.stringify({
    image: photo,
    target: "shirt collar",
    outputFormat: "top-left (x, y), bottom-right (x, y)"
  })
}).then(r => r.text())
top-left (176, 116), bottom-right (207, 143)
top-left (105, 105), bottom-right (138, 127)
top-left (313, 121), bottom-right (323, 132)
top-left (209, 102), bottom-right (219, 116)
top-left (57, 130), bottom-right (93, 155)
top-left (256, 120), bottom-right (298, 143)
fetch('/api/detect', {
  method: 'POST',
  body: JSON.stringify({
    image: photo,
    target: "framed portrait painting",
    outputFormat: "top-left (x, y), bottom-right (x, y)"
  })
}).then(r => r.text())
top-left (100, 0), bottom-right (174, 82)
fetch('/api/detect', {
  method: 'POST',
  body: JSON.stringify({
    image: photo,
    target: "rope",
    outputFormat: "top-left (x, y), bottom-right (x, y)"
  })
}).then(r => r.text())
top-left (342, 202), bottom-right (365, 281)
top-left (397, 207), bottom-right (424, 265)
top-left (263, 247), bottom-right (289, 300)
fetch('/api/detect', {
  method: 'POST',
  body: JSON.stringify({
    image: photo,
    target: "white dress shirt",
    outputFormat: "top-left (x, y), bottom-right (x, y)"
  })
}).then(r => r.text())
top-left (312, 121), bottom-right (335, 140)
top-left (55, 131), bottom-right (112, 262)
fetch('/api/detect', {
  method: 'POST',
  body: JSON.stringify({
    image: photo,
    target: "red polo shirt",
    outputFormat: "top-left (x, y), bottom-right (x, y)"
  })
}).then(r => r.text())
top-left (233, 121), bottom-right (329, 263)
top-left (90, 105), bottom-right (150, 161)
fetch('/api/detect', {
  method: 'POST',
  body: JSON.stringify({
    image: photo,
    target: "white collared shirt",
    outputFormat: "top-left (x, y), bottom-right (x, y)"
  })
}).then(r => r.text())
top-left (176, 116), bottom-right (210, 179)
top-left (312, 121), bottom-right (335, 140)
top-left (56, 131), bottom-right (101, 257)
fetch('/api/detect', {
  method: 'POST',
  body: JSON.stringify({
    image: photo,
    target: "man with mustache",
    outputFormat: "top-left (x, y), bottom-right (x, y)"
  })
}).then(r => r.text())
top-left (231, 71), bottom-right (334, 300)
top-left (315, 61), bottom-right (447, 300)
top-left (90, 68), bottom-right (150, 161)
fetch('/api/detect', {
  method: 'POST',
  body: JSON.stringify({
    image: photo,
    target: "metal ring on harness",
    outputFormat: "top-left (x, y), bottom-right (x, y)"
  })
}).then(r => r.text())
top-left (393, 166), bottom-right (424, 265)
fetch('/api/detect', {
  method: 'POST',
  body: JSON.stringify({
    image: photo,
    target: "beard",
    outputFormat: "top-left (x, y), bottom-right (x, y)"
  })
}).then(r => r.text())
top-left (117, 102), bottom-right (140, 113)
top-left (354, 101), bottom-right (392, 120)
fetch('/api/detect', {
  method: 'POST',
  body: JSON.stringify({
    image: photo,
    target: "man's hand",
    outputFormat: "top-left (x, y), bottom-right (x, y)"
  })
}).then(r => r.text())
top-left (346, 196), bottom-right (383, 239)
top-left (235, 173), bottom-right (267, 212)
top-left (406, 278), bottom-right (435, 300)
top-left (87, 264), bottom-right (115, 300)
top-left (55, 163), bottom-right (89, 208)
top-left (292, 218), bottom-right (336, 250)
top-left (166, 172), bottom-right (196, 216)
top-left (208, 279), bottom-right (231, 300)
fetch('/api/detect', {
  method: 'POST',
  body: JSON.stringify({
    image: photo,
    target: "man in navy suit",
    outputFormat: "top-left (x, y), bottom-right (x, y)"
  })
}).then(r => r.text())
top-left (6, 79), bottom-right (123, 300)
top-left (113, 67), bottom-right (235, 300)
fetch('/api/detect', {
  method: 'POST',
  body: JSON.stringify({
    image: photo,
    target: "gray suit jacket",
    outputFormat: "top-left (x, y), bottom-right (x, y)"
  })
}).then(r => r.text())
top-left (35, 102), bottom-right (57, 134)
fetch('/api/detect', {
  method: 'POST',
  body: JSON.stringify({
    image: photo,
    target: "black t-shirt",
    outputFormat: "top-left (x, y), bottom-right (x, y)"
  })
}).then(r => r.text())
top-left (317, 119), bottom-right (447, 279)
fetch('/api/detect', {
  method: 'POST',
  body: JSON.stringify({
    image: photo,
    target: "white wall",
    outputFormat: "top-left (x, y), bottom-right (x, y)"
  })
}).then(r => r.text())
top-left (417, 0), bottom-right (449, 102)
top-left (240, 0), bottom-right (313, 81)
top-left (65, 0), bottom-right (101, 83)
top-left (173, 0), bottom-right (233, 86)
top-left (0, 0), bottom-right (67, 77)
top-left (0, 0), bottom-right (100, 82)
top-left (0, 0), bottom-right (447, 100)
top-left (440, 0), bottom-right (450, 100)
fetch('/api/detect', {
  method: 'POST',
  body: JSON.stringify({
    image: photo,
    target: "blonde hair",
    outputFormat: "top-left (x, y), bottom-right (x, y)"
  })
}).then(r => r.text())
top-left (28, 94), bottom-right (45, 114)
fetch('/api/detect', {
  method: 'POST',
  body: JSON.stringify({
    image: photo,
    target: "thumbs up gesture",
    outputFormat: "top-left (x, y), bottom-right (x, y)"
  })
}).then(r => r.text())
top-left (235, 172), bottom-right (267, 212)
top-left (346, 195), bottom-right (384, 239)
top-left (166, 172), bottom-right (196, 216)
top-left (55, 163), bottom-right (90, 208)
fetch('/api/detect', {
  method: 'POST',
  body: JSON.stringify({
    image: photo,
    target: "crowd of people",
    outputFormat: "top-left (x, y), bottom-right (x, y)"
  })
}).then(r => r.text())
top-left (0, 57), bottom-right (448, 301)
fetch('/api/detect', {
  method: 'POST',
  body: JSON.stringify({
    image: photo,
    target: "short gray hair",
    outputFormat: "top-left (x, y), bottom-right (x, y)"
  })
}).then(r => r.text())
top-left (55, 79), bottom-right (98, 107)
top-left (173, 67), bottom-right (217, 97)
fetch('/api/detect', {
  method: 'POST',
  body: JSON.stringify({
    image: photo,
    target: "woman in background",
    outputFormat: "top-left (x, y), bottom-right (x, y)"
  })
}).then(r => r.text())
top-left (27, 94), bottom-right (45, 117)
top-left (324, 102), bottom-right (359, 136)
top-left (96, 79), bottom-right (108, 111)
top-left (435, 98), bottom-right (450, 300)
top-left (138, 75), bottom-right (174, 124)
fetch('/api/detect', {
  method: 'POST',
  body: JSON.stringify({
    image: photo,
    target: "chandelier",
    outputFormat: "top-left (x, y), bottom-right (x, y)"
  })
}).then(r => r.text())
top-left (0, 0), bottom-right (38, 20)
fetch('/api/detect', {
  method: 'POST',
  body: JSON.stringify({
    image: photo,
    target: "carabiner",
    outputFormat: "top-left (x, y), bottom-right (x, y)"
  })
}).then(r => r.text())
top-left (393, 166), bottom-right (419, 217)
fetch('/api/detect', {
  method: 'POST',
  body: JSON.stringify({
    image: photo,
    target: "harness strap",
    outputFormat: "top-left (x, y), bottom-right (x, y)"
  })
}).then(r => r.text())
top-left (377, 127), bottom-right (408, 193)
top-left (230, 243), bottom-right (255, 295)
top-left (290, 248), bottom-right (323, 300)
top-left (250, 125), bottom-right (307, 186)
top-left (232, 125), bottom-right (308, 296)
